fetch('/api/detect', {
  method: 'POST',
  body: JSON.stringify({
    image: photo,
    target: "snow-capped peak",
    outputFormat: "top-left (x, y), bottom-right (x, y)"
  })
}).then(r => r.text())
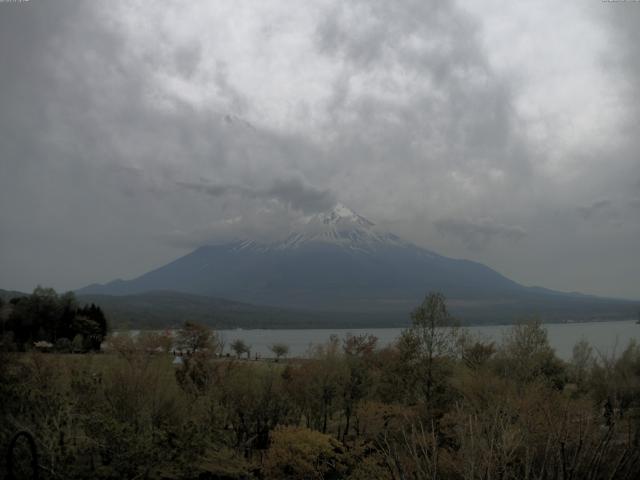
top-left (230, 203), bottom-right (409, 253)
top-left (306, 202), bottom-right (375, 229)
top-left (270, 203), bottom-right (406, 252)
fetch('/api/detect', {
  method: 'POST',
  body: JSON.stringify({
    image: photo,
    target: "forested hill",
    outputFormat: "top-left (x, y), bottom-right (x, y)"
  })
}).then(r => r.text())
top-left (74, 291), bottom-right (407, 330)
top-left (0, 288), bottom-right (408, 330)
top-left (0, 288), bottom-right (26, 302)
top-left (3, 287), bottom-right (638, 330)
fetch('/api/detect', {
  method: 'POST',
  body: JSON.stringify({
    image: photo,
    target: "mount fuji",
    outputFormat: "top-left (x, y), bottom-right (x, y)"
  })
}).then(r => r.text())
top-left (79, 204), bottom-right (637, 324)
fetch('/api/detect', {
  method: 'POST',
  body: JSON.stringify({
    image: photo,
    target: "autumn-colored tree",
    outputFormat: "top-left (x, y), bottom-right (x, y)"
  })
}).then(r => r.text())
top-left (263, 426), bottom-right (347, 480)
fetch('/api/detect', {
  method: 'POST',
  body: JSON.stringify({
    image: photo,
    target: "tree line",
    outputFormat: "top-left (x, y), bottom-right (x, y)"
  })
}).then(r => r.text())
top-left (0, 286), bottom-right (108, 352)
top-left (1, 292), bottom-right (640, 479)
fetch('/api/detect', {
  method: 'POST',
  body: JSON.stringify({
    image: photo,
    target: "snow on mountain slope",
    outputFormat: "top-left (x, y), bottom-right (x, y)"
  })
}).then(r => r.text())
top-left (309, 203), bottom-right (374, 228)
top-left (233, 203), bottom-right (414, 253)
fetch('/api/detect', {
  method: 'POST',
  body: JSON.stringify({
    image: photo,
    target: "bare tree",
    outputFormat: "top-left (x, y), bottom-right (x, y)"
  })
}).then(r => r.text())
top-left (405, 292), bottom-right (459, 401)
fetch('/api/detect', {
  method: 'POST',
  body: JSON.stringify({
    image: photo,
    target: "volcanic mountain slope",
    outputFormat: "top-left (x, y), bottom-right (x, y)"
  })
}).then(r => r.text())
top-left (79, 204), bottom-right (637, 323)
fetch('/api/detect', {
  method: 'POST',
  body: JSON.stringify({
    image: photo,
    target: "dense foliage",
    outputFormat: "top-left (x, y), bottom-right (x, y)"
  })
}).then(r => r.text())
top-left (0, 287), bottom-right (108, 352)
top-left (1, 293), bottom-right (640, 479)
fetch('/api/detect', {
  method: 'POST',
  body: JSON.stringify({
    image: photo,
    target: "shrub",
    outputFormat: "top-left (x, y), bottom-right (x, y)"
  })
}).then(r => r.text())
top-left (263, 426), bottom-right (347, 480)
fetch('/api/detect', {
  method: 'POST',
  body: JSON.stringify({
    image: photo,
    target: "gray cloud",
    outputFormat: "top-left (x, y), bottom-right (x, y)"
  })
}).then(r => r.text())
top-left (265, 178), bottom-right (336, 213)
top-left (310, 0), bottom-right (535, 228)
top-left (603, 4), bottom-right (640, 95)
top-left (434, 217), bottom-right (526, 250)
top-left (176, 181), bottom-right (246, 198)
top-left (0, 0), bottom-right (638, 299)
top-left (578, 199), bottom-right (613, 220)
top-left (163, 209), bottom-right (296, 248)
top-left (177, 177), bottom-right (336, 214)
top-left (630, 181), bottom-right (640, 209)
top-left (173, 42), bottom-right (202, 78)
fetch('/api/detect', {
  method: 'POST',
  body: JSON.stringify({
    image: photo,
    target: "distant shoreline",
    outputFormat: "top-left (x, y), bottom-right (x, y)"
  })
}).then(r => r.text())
top-left (113, 317), bottom-right (638, 332)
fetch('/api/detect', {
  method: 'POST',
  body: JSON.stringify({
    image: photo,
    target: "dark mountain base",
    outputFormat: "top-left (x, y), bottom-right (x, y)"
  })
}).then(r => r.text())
top-left (78, 290), bottom-right (637, 330)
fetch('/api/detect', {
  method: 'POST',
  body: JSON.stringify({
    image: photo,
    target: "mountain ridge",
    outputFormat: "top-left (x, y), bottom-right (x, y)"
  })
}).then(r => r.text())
top-left (78, 203), bottom-right (638, 323)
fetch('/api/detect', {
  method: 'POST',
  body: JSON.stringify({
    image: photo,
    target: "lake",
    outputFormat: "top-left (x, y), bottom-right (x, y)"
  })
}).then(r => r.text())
top-left (216, 319), bottom-right (640, 360)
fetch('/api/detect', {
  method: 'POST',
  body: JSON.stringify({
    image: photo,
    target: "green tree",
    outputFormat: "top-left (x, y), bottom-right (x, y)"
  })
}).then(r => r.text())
top-left (230, 338), bottom-right (250, 359)
top-left (220, 364), bottom-right (293, 451)
top-left (0, 296), bottom-right (4, 334)
top-left (72, 334), bottom-right (84, 353)
top-left (570, 338), bottom-right (593, 389)
top-left (288, 336), bottom-right (345, 434)
top-left (4, 288), bottom-right (108, 351)
top-left (8, 286), bottom-right (61, 346)
top-left (496, 320), bottom-right (566, 388)
top-left (269, 342), bottom-right (289, 361)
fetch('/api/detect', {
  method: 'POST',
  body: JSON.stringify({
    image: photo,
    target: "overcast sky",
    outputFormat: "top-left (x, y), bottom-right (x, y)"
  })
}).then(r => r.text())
top-left (1, 0), bottom-right (639, 299)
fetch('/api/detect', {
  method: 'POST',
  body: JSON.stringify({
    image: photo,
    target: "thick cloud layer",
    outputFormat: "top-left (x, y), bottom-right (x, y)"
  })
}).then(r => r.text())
top-left (0, 0), bottom-right (638, 299)
top-left (177, 177), bottom-right (336, 215)
top-left (434, 217), bottom-right (526, 251)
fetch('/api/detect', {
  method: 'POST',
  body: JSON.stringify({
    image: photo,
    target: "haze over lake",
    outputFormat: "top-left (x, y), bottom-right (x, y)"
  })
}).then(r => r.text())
top-left (214, 320), bottom-right (640, 360)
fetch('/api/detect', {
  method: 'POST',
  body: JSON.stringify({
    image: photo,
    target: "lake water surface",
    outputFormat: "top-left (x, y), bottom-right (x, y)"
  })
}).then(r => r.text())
top-left (217, 320), bottom-right (640, 360)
